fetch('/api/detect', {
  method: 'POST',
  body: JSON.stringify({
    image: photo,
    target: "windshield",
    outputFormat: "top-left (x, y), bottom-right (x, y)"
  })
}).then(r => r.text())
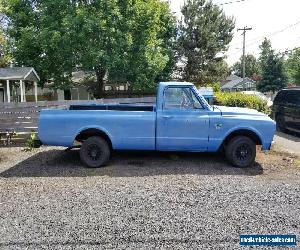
top-left (194, 86), bottom-right (212, 110)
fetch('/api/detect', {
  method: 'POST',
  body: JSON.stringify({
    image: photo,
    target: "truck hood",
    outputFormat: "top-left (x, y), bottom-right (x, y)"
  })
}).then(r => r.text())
top-left (215, 106), bottom-right (266, 117)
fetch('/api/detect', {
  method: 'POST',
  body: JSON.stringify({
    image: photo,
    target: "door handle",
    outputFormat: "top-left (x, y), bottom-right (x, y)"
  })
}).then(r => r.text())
top-left (162, 115), bottom-right (172, 119)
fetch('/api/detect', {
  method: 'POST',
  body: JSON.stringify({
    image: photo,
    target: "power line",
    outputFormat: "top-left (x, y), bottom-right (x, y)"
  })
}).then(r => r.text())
top-left (218, 0), bottom-right (248, 6)
top-left (232, 20), bottom-right (300, 50)
top-left (278, 47), bottom-right (300, 56)
top-left (246, 21), bottom-right (300, 48)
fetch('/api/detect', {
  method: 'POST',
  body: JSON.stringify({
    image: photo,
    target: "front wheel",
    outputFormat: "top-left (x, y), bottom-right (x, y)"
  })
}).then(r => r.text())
top-left (80, 136), bottom-right (110, 168)
top-left (225, 136), bottom-right (256, 168)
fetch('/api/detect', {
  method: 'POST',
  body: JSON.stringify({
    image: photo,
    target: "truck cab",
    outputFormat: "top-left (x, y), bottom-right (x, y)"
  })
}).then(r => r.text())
top-left (156, 82), bottom-right (210, 151)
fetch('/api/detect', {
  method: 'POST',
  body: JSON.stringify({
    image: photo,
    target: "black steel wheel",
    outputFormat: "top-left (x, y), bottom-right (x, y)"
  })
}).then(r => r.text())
top-left (225, 136), bottom-right (256, 168)
top-left (80, 136), bottom-right (110, 168)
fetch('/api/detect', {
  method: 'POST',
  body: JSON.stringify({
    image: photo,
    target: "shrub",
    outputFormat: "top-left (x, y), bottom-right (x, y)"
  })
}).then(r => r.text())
top-left (215, 92), bottom-right (270, 114)
top-left (24, 133), bottom-right (37, 152)
top-left (202, 83), bottom-right (221, 93)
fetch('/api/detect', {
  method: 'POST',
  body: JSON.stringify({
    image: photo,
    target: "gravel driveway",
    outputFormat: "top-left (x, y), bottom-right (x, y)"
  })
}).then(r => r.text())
top-left (0, 147), bottom-right (299, 249)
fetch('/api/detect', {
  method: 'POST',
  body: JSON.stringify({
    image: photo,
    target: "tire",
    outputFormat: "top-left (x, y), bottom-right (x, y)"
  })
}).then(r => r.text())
top-left (80, 136), bottom-right (110, 168)
top-left (276, 115), bottom-right (286, 132)
top-left (225, 136), bottom-right (256, 168)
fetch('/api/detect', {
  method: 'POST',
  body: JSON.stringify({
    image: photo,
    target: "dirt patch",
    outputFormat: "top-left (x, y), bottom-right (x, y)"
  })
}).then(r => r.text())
top-left (256, 149), bottom-right (299, 179)
top-left (0, 146), bottom-right (298, 179)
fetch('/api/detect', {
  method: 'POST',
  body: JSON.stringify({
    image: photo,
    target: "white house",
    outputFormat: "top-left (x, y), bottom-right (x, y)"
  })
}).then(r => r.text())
top-left (0, 67), bottom-right (39, 102)
top-left (0, 67), bottom-right (131, 102)
top-left (220, 75), bottom-right (257, 92)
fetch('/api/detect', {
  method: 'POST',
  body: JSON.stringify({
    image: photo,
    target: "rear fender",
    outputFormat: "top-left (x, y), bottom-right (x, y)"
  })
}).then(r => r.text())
top-left (73, 125), bottom-right (113, 146)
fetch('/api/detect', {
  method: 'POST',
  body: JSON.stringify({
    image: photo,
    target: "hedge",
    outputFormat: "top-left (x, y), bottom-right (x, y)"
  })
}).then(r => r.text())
top-left (215, 92), bottom-right (270, 114)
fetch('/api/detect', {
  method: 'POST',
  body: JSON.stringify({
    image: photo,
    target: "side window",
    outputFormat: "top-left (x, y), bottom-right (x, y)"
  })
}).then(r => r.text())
top-left (287, 91), bottom-right (300, 105)
top-left (274, 91), bottom-right (286, 104)
top-left (164, 87), bottom-right (203, 110)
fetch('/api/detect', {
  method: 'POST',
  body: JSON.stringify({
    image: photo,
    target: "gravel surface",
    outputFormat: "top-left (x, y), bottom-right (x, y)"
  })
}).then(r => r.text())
top-left (0, 147), bottom-right (300, 249)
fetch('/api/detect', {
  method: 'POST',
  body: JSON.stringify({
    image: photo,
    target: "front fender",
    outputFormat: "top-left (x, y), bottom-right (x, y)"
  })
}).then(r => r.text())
top-left (222, 126), bottom-right (263, 144)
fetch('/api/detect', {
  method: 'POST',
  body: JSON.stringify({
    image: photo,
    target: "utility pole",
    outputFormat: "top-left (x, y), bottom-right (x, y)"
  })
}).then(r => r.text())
top-left (237, 27), bottom-right (252, 80)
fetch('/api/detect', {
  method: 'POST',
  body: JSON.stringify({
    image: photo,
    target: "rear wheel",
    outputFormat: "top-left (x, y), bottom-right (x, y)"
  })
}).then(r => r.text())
top-left (225, 136), bottom-right (256, 168)
top-left (80, 136), bottom-right (110, 168)
top-left (276, 114), bottom-right (286, 132)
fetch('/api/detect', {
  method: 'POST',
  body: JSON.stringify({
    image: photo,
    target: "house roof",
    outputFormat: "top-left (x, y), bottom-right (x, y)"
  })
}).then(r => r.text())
top-left (72, 71), bottom-right (95, 84)
top-left (0, 67), bottom-right (40, 81)
top-left (71, 70), bottom-right (129, 86)
top-left (221, 75), bottom-right (255, 90)
top-left (223, 74), bottom-right (242, 83)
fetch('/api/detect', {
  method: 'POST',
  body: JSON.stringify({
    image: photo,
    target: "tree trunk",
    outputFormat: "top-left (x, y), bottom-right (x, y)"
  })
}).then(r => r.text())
top-left (95, 66), bottom-right (106, 97)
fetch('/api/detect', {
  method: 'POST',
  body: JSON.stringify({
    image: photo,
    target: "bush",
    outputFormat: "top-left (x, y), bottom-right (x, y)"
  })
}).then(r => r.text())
top-left (24, 133), bottom-right (37, 152)
top-left (215, 92), bottom-right (270, 114)
top-left (202, 83), bottom-right (221, 93)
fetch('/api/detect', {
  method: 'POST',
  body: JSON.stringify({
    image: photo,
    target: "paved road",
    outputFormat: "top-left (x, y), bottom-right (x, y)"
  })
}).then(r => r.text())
top-left (0, 147), bottom-right (299, 249)
top-left (274, 132), bottom-right (300, 156)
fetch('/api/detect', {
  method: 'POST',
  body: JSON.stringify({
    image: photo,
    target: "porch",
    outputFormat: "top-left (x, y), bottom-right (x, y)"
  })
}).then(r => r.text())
top-left (0, 67), bottom-right (40, 102)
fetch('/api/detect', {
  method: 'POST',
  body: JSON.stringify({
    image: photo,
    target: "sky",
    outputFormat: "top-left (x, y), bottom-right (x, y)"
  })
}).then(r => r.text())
top-left (169, 0), bottom-right (300, 65)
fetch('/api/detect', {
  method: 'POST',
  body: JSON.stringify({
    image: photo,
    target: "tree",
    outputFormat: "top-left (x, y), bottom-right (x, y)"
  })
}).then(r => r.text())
top-left (257, 39), bottom-right (287, 92)
top-left (231, 54), bottom-right (259, 78)
top-left (0, 28), bottom-right (11, 67)
top-left (285, 48), bottom-right (300, 85)
top-left (4, 0), bottom-right (78, 87)
top-left (258, 38), bottom-right (273, 74)
top-left (4, 0), bottom-right (176, 93)
top-left (257, 53), bottom-right (287, 93)
top-left (178, 0), bottom-right (235, 85)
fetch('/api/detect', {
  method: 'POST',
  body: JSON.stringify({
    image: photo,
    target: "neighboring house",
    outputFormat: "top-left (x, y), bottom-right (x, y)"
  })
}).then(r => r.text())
top-left (71, 70), bottom-right (130, 91)
top-left (54, 70), bottom-right (130, 101)
top-left (220, 75), bottom-right (256, 92)
top-left (0, 67), bottom-right (40, 103)
top-left (0, 67), bottom-right (130, 102)
top-left (52, 71), bottom-right (92, 101)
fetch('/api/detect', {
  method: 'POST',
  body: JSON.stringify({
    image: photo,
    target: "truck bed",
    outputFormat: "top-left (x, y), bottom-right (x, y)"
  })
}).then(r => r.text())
top-left (69, 104), bottom-right (155, 112)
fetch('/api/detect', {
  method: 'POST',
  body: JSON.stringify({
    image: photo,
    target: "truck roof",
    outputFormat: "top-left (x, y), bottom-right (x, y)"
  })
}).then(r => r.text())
top-left (159, 82), bottom-right (194, 87)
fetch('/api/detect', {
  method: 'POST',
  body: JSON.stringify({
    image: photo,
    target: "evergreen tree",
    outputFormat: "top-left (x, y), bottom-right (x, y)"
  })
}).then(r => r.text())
top-left (258, 38), bottom-right (273, 74)
top-left (178, 0), bottom-right (235, 84)
top-left (257, 51), bottom-right (287, 92)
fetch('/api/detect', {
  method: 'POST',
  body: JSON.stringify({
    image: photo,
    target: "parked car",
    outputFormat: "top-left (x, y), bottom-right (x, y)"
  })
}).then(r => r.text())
top-left (38, 82), bottom-right (276, 168)
top-left (271, 87), bottom-right (300, 133)
top-left (242, 91), bottom-right (273, 107)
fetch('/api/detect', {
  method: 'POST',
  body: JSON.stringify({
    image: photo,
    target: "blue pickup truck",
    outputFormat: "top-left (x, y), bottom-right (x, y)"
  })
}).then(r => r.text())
top-left (38, 82), bottom-right (276, 168)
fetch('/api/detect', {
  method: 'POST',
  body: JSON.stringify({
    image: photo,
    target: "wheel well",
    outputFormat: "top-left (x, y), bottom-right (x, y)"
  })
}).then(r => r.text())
top-left (222, 129), bottom-right (262, 148)
top-left (75, 128), bottom-right (112, 149)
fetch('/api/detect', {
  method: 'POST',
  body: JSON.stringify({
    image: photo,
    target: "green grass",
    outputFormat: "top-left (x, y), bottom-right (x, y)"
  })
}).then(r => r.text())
top-left (295, 158), bottom-right (300, 167)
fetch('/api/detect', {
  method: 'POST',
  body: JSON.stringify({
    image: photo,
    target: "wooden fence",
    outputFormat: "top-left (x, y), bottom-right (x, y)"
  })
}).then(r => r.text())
top-left (0, 97), bottom-right (155, 145)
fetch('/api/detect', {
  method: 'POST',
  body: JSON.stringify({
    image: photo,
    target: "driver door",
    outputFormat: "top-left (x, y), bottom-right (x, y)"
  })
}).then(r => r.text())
top-left (156, 86), bottom-right (209, 151)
